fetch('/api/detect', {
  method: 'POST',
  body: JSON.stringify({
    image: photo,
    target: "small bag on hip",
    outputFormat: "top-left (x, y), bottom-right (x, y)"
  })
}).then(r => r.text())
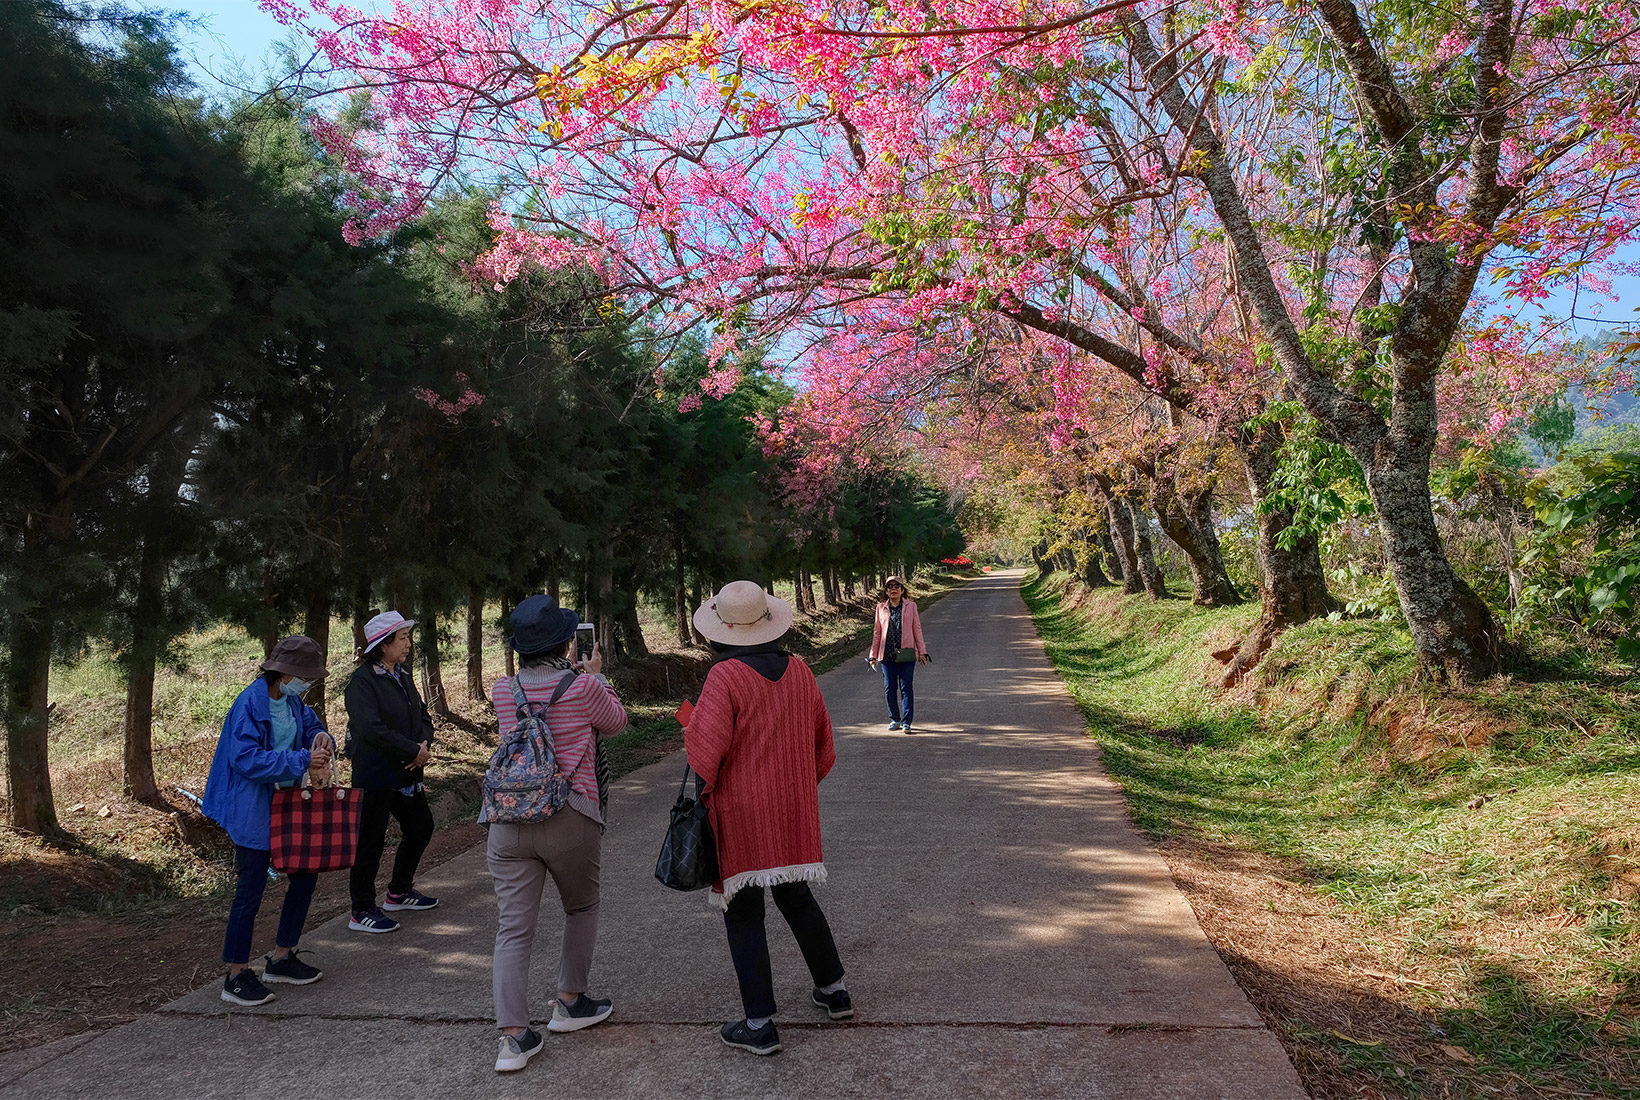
top-left (270, 732), bottom-right (361, 874)
top-left (891, 646), bottom-right (918, 663)
top-left (654, 765), bottom-right (718, 891)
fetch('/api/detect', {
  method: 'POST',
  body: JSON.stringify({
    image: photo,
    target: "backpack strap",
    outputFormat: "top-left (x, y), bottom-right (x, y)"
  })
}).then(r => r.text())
top-left (509, 670), bottom-right (580, 715)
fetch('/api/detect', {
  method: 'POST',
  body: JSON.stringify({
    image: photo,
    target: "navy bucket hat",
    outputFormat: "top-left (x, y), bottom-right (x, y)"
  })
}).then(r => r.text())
top-left (509, 594), bottom-right (581, 655)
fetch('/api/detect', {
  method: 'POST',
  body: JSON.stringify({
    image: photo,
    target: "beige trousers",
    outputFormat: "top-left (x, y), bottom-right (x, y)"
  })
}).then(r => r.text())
top-left (487, 810), bottom-right (602, 1029)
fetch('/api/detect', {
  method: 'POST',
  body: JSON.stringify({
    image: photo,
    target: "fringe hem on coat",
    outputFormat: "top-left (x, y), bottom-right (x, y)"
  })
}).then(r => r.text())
top-left (710, 862), bottom-right (828, 911)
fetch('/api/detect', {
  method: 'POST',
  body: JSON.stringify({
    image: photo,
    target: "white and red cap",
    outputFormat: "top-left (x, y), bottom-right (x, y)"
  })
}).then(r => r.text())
top-left (362, 611), bottom-right (416, 653)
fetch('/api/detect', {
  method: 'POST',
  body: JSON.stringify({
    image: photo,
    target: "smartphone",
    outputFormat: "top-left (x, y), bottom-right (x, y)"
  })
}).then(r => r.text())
top-left (575, 622), bottom-right (596, 661)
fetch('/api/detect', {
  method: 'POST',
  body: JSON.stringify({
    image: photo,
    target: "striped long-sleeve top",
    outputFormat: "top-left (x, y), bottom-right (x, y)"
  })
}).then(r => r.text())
top-left (492, 666), bottom-right (628, 824)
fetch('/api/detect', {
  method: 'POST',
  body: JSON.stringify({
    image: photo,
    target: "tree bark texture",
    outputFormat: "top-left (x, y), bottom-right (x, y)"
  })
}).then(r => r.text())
top-left (1149, 483), bottom-right (1241, 607)
top-left (121, 534), bottom-right (166, 805)
top-left (466, 586), bottom-right (486, 703)
top-left (1124, 499), bottom-right (1169, 599)
top-left (6, 528), bottom-right (58, 834)
top-left (419, 607), bottom-right (450, 719)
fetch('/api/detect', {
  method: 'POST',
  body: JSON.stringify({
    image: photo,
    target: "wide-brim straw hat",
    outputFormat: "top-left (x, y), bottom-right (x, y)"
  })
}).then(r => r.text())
top-left (693, 580), bottom-right (794, 646)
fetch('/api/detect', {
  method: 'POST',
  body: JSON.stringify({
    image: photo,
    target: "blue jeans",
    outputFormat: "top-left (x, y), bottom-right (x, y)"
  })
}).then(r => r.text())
top-left (223, 845), bottom-right (318, 965)
top-left (882, 659), bottom-right (915, 725)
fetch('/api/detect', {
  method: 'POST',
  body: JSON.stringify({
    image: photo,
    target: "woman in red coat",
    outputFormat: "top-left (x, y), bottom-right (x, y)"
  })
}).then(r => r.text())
top-left (685, 580), bottom-right (853, 1055)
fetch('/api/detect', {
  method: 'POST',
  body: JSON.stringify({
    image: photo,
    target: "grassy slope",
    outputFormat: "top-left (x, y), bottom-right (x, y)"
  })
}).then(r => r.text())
top-left (1023, 571), bottom-right (1640, 1099)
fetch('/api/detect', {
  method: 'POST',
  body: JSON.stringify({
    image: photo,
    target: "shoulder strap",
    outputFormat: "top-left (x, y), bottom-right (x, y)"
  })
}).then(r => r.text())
top-left (548, 669), bottom-right (580, 705)
top-left (511, 669), bottom-right (580, 712)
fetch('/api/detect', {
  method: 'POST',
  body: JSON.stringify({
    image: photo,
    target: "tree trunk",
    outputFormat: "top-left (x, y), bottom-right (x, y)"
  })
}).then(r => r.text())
top-left (300, 585), bottom-right (332, 722)
top-left (500, 593), bottom-right (516, 677)
top-left (1367, 457), bottom-right (1501, 683)
top-left (1099, 531), bottom-right (1124, 583)
top-left (466, 585), bottom-right (486, 703)
top-left (597, 551), bottom-right (615, 669)
top-left (1099, 494), bottom-right (1144, 595)
top-left (419, 605), bottom-right (450, 719)
top-left (121, 535), bottom-right (166, 806)
top-left (351, 572), bottom-right (372, 655)
top-left (1125, 499), bottom-right (1169, 598)
top-left (1150, 485), bottom-right (1241, 607)
top-left (6, 524), bottom-right (58, 834)
top-left (1079, 543), bottom-right (1112, 588)
top-left (1216, 424), bottom-right (1339, 686)
top-left (617, 598), bottom-right (650, 659)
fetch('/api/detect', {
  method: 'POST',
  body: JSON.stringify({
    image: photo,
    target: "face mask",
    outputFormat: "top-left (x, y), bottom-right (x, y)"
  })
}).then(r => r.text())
top-left (284, 677), bottom-right (312, 696)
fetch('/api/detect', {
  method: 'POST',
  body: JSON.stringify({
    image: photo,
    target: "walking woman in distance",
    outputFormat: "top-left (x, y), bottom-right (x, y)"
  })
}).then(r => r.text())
top-left (686, 580), bottom-right (853, 1056)
top-left (867, 577), bottom-right (928, 732)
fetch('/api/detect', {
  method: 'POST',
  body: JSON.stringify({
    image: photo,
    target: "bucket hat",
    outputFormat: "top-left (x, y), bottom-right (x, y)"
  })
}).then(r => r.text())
top-left (362, 611), bottom-right (416, 654)
top-left (509, 594), bottom-right (581, 655)
top-left (261, 635), bottom-right (328, 681)
top-left (692, 580), bottom-right (793, 646)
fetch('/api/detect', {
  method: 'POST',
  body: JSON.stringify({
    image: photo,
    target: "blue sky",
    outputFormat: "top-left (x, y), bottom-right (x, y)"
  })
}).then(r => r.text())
top-left (169, 1), bottom-right (294, 92)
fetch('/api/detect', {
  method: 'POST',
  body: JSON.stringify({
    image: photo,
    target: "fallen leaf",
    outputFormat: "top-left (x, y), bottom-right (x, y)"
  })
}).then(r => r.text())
top-left (1440, 1044), bottom-right (1477, 1063)
top-left (1330, 1030), bottom-right (1382, 1046)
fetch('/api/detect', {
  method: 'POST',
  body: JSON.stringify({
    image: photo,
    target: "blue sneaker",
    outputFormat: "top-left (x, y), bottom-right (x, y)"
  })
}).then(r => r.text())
top-left (383, 888), bottom-right (439, 912)
top-left (349, 906), bottom-right (400, 933)
top-left (887, 720), bottom-right (902, 731)
top-left (720, 1019), bottom-right (781, 1055)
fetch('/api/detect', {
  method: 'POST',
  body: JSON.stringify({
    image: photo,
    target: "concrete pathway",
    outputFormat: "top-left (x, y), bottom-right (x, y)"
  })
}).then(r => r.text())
top-left (0, 570), bottom-right (1306, 1099)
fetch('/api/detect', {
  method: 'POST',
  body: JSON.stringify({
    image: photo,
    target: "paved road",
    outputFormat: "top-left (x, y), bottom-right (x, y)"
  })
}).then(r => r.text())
top-left (0, 570), bottom-right (1305, 1099)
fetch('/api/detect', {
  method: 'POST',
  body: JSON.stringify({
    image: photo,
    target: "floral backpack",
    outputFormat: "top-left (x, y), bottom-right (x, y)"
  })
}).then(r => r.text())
top-left (482, 672), bottom-right (578, 824)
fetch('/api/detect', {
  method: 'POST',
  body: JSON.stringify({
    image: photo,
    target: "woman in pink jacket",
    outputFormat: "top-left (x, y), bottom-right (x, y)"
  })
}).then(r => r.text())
top-left (868, 577), bottom-right (928, 732)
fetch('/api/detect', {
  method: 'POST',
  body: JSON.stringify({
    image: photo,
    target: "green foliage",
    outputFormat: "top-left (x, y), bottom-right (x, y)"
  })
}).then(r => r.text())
top-left (1522, 451), bottom-right (1640, 659)
top-left (1248, 403), bottom-right (1374, 551)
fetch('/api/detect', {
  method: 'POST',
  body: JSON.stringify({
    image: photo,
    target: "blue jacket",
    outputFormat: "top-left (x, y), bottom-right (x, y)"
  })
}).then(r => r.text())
top-left (202, 680), bottom-right (327, 850)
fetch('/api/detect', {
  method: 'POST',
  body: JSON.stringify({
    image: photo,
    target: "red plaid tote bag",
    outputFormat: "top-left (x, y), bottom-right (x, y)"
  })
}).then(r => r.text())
top-left (270, 734), bottom-right (361, 874)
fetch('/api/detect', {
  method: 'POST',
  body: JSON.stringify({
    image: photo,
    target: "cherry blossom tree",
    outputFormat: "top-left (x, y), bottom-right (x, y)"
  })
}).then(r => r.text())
top-left (270, 0), bottom-right (1640, 681)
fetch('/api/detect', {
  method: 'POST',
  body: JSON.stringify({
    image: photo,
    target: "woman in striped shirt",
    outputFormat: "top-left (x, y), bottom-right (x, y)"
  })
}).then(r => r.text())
top-left (487, 594), bottom-right (628, 1073)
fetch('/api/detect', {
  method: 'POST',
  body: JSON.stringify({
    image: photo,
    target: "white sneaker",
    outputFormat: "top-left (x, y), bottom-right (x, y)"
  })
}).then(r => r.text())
top-left (495, 1028), bottom-right (543, 1072)
top-left (548, 994), bottom-right (613, 1033)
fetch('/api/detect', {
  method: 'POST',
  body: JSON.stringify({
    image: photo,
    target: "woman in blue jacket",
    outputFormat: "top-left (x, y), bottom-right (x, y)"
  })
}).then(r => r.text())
top-left (202, 635), bottom-right (333, 1007)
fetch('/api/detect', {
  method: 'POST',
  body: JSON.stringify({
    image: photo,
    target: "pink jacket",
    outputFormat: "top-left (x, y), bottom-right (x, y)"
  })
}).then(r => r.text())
top-left (870, 598), bottom-right (927, 661)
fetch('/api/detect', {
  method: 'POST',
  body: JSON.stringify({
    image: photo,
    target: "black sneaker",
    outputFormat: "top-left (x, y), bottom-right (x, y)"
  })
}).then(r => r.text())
top-left (720, 1019), bottom-right (782, 1055)
top-left (221, 969), bottom-right (275, 1007)
top-left (382, 888), bottom-right (439, 912)
top-left (263, 951), bottom-right (322, 985)
top-left (812, 986), bottom-right (854, 1019)
top-left (495, 1027), bottom-right (544, 1072)
top-left (548, 993), bottom-right (614, 1033)
top-left (348, 907), bottom-right (401, 934)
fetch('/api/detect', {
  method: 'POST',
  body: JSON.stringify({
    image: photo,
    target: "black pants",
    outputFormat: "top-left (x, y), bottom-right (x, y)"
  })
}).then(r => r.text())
top-left (349, 786), bottom-right (434, 913)
top-left (723, 881), bottom-right (845, 1020)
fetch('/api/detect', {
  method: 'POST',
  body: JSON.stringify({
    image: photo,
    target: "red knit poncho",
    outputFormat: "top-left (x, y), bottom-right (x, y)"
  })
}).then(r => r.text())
top-left (684, 656), bottom-right (836, 909)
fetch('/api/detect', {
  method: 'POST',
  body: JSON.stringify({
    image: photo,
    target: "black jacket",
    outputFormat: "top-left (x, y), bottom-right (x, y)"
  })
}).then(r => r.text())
top-left (343, 662), bottom-right (436, 790)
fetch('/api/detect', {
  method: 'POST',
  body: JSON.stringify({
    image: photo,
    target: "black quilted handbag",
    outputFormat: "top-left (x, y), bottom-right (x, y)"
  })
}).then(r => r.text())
top-left (655, 765), bottom-right (718, 891)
